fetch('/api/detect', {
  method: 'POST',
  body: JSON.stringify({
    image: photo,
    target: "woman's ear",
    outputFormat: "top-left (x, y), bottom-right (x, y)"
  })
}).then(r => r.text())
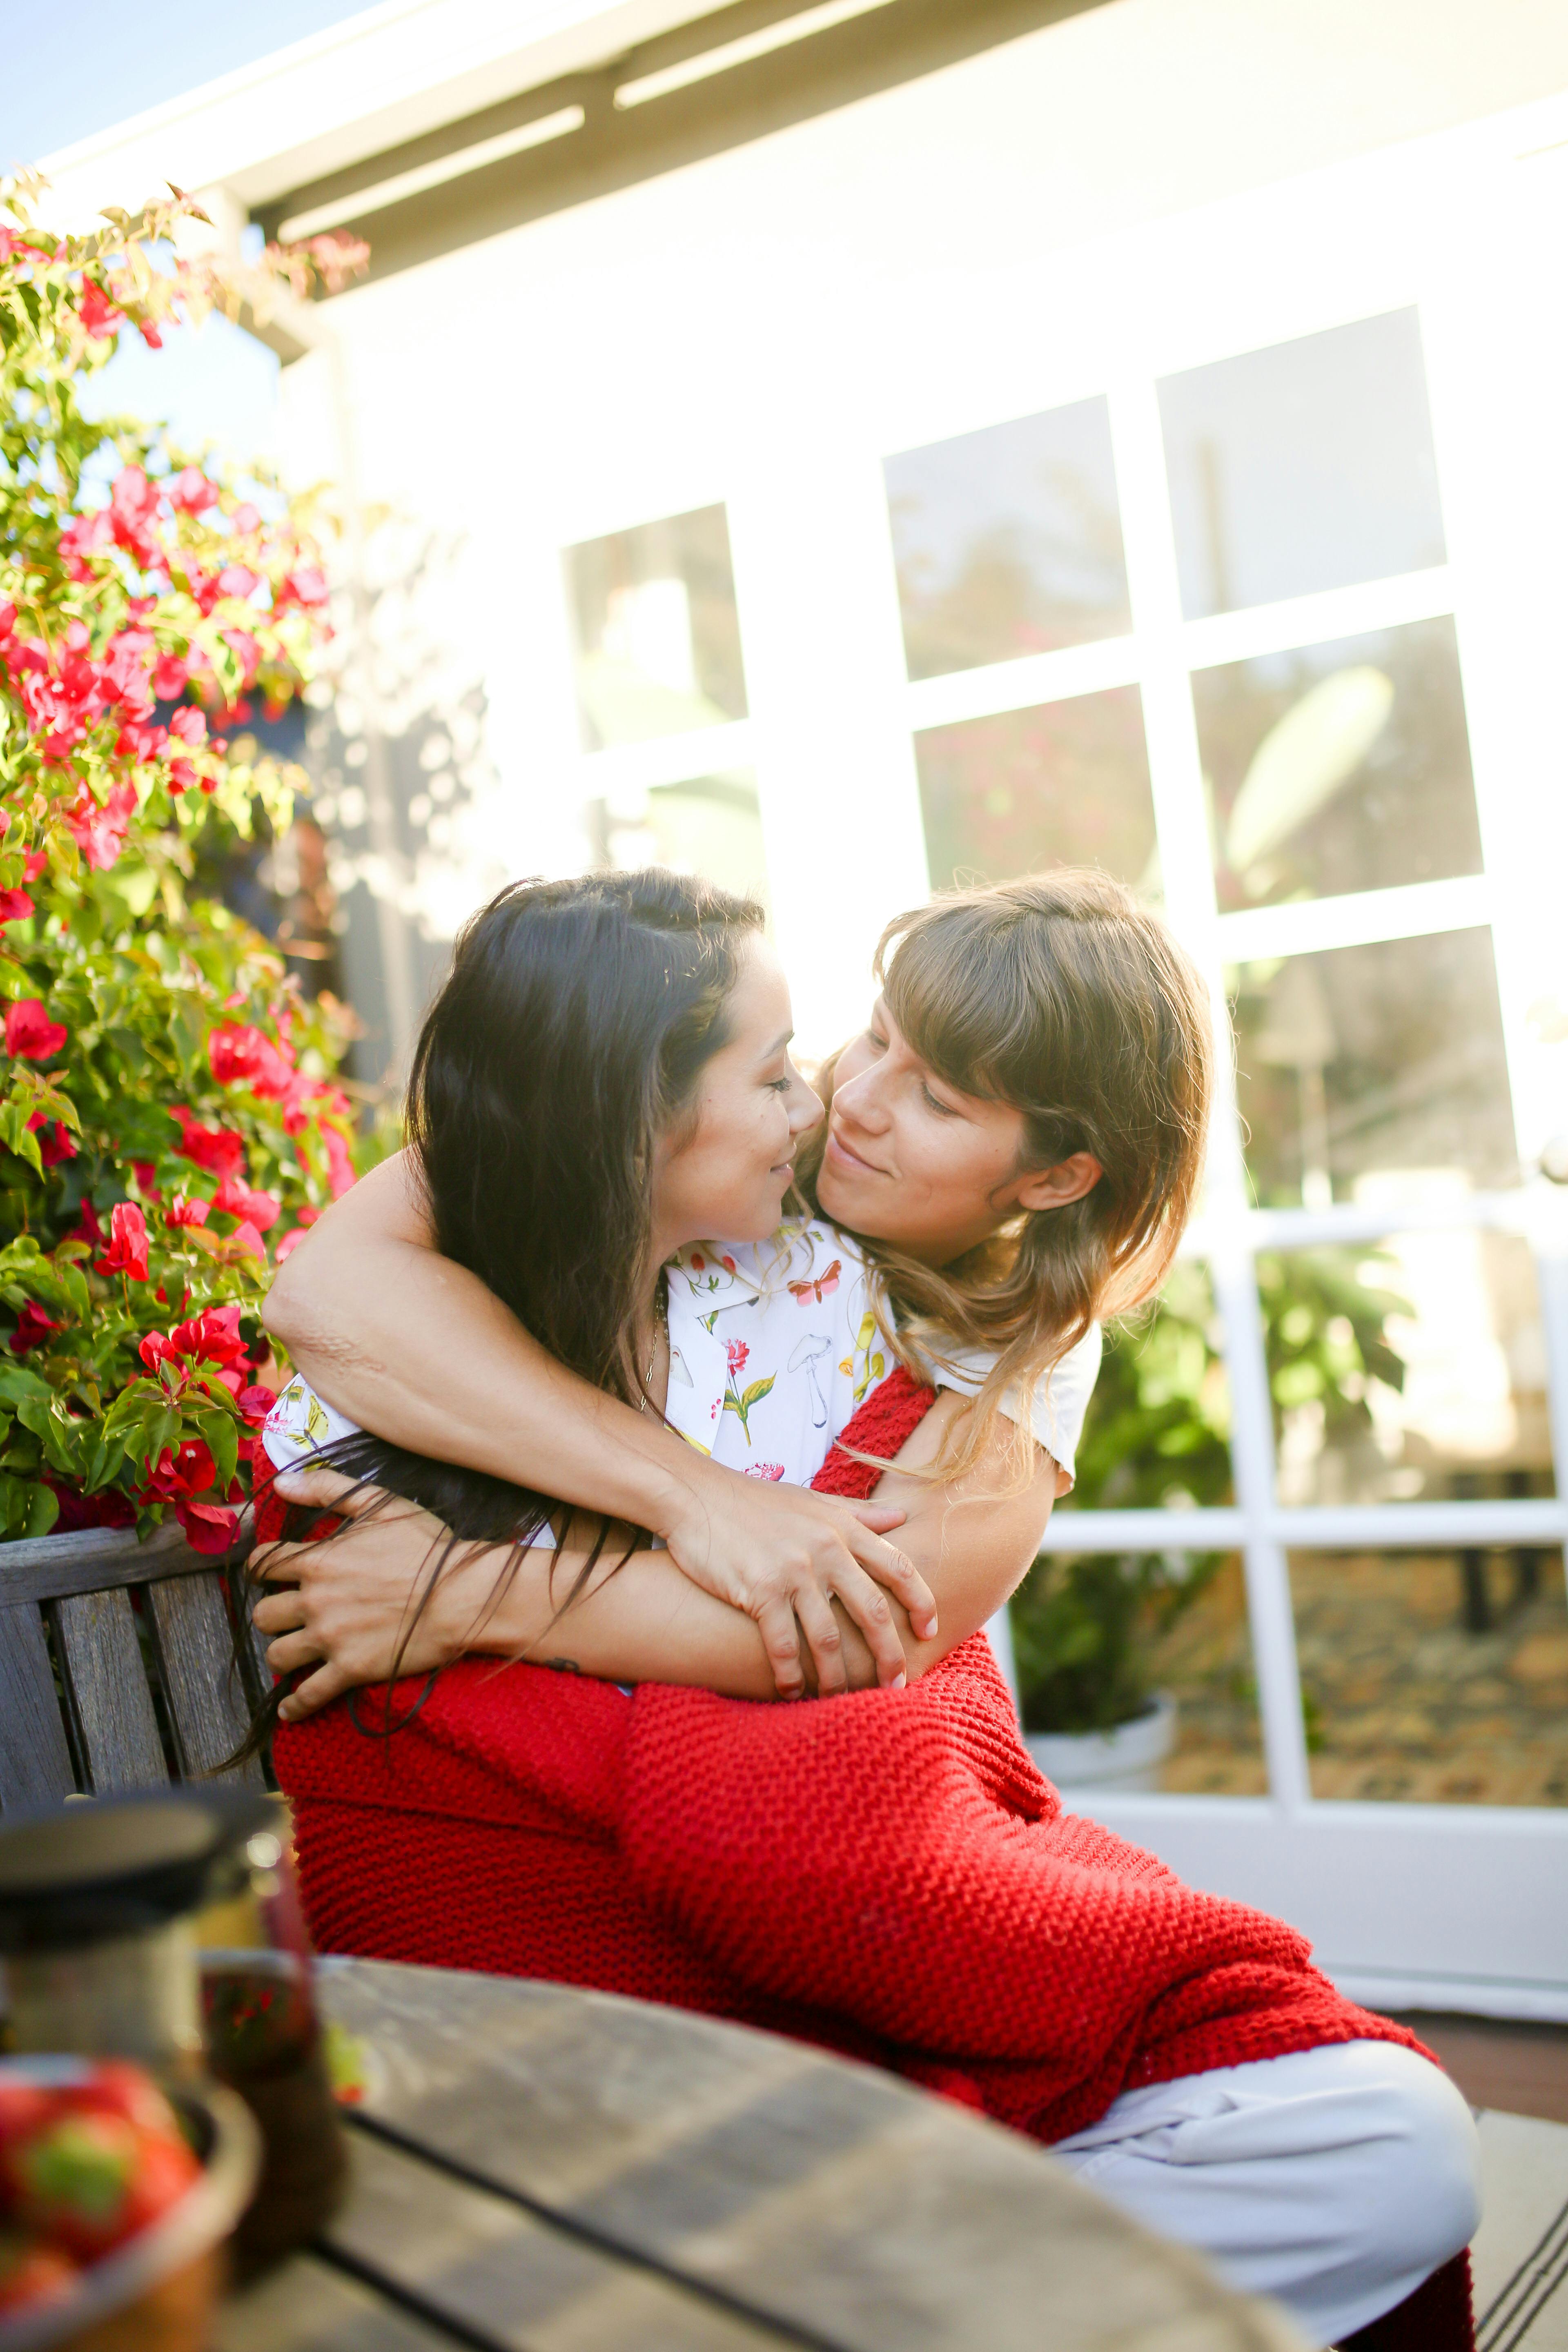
top-left (1016, 1151), bottom-right (1103, 1213)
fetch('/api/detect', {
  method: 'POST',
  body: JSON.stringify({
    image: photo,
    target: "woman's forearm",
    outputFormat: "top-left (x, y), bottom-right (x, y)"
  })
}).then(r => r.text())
top-left (264, 1152), bottom-right (704, 1536)
top-left (453, 1533), bottom-right (786, 1701)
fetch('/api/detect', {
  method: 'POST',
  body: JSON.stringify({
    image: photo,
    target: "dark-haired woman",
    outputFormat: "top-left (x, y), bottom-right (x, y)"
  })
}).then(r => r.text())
top-left (256, 869), bottom-right (1478, 2350)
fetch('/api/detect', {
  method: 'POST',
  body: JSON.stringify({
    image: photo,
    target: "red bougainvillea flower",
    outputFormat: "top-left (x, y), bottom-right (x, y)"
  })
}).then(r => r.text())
top-left (96, 1203), bottom-right (150, 1281)
top-left (207, 1021), bottom-right (294, 1099)
top-left (168, 705), bottom-right (206, 749)
top-left (47, 1485), bottom-right (136, 1533)
top-left (69, 1198), bottom-right (105, 1249)
top-left (64, 781), bottom-right (138, 872)
top-left (276, 566), bottom-right (329, 611)
top-left (151, 653), bottom-right (188, 700)
top-left (273, 1227), bottom-right (309, 1265)
top-left (140, 1302), bottom-right (248, 1375)
top-left (9, 1303), bottom-right (63, 1355)
top-left (100, 627), bottom-right (155, 718)
top-left (0, 890), bottom-right (33, 924)
top-left (76, 279), bottom-right (125, 341)
top-left (109, 466), bottom-right (163, 569)
top-left (211, 1175), bottom-right (279, 1230)
top-left (228, 1221), bottom-right (267, 1260)
top-left (169, 1109), bottom-right (246, 1180)
top-left (140, 1439), bottom-right (239, 1554)
top-left (5, 1000), bottom-right (68, 1060)
top-left (220, 628), bottom-right (261, 687)
top-left (320, 1123), bottom-right (356, 1198)
top-left (168, 467), bottom-right (217, 514)
top-left (164, 1196), bottom-right (209, 1229)
top-left (27, 1115), bottom-right (77, 1169)
top-left (57, 508), bottom-right (113, 582)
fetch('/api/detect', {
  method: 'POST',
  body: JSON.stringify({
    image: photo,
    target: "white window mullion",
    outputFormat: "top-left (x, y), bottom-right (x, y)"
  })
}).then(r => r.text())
top-left (1109, 370), bottom-right (1314, 1809)
top-left (1180, 566), bottom-right (1456, 674)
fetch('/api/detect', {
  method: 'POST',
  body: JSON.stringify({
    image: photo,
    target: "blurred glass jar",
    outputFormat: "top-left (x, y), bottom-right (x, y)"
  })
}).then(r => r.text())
top-left (0, 1790), bottom-right (274, 2075)
top-left (0, 1790), bottom-right (347, 2281)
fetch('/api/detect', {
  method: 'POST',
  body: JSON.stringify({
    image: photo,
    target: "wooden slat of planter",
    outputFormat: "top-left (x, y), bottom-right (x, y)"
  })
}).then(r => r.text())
top-left (146, 1572), bottom-right (265, 1788)
top-left (50, 1586), bottom-right (169, 1792)
top-left (0, 1600), bottom-right (76, 1807)
top-left (0, 1508), bottom-right (256, 1606)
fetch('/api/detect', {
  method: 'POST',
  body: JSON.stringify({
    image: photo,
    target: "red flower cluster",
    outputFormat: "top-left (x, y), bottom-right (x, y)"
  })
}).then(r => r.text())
top-left (4, 1000), bottom-right (67, 1060)
top-left (9, 1303), bottom-right (62, 1355)
top-left (169, 1109), bottom-right (247, 1180)
top-left (96, 1203), bottom-right (149, 1281)
top-left (64, 782), bottom-right (138, 871)
top-left (206, 1023), bottom-right (356, 1193)
top-left (139, 1439), bottom-right (240, 1554)
top-left (27, 1114), bottom-right (76, 1168)
top-left (138, 1301), bottom-right (248, 1375)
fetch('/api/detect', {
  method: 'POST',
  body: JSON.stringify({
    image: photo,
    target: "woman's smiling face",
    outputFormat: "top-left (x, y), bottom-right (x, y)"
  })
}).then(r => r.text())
top-left (816, 998), bottom-right (1099, 1265)
top-left (650, 935), bottom-right (822, 1257)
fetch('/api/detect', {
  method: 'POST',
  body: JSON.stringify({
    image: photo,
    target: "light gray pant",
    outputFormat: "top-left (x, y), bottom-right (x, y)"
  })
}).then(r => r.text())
top-left (1053, 2039), bottom-right (1481, 2346)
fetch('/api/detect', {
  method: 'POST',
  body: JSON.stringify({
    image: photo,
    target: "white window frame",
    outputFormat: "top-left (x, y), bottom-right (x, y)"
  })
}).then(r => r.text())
top-left (499, 87), bottom-right (1568, 2016)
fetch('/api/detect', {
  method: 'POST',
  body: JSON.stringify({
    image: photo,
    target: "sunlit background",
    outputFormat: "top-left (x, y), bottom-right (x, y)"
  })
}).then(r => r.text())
top-left (21, 0), bottom-right (1568, 2018)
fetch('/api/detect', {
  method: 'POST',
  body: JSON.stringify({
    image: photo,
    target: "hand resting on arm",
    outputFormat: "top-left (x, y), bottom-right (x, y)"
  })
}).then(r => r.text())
top-left (263, 1152), bottom-right (936, 1698)
top-left (254, 1386), bottom-right (1060, 1720)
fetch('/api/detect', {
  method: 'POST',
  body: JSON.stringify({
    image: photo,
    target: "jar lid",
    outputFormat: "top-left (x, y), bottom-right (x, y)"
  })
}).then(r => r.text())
top-left (0, 1789), bottom-right (277, 1952)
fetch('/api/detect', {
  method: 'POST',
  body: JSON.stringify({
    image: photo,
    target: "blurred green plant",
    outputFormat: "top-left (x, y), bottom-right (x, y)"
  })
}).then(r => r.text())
top-left (1011, 1249), bottom-right (1409, 1733)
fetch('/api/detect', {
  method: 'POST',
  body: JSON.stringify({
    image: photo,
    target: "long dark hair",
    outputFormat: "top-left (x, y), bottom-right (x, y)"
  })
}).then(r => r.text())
top-left (246, 869), bottom-right (764, 1742)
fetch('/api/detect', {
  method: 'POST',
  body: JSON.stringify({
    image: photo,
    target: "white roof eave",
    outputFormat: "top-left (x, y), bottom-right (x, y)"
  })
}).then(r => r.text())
top-left (37, 0), bottom-right (737, 229)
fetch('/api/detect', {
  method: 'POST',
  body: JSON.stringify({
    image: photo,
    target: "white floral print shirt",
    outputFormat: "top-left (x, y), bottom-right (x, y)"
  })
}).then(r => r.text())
top-left (263, 1219), bottom-right (1102, 1514)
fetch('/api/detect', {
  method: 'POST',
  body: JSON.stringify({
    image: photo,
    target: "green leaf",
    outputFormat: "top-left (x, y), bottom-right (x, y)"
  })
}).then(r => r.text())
top-left (739, 1375), bottom-right (775, 1412)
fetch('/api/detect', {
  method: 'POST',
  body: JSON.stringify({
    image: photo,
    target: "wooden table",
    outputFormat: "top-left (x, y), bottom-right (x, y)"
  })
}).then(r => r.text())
top-left (216, 1958), bottom-right (1305, 2352)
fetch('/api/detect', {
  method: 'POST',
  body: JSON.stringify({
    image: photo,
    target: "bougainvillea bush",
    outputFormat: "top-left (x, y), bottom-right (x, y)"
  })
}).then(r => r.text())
top-left (0, 176), bottom-right (367, 1550)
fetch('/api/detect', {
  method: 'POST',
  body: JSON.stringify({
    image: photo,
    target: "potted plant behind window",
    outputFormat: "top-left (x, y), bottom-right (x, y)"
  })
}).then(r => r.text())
top-left (1010, 1253), bottom-right (1409, 1792)
top-left (0, 177), bottom-right (369, 1559)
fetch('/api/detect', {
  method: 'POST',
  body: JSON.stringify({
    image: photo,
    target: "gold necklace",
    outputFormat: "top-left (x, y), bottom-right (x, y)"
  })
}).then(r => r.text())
top-left (635, 1276), bottom-right (669, 1414)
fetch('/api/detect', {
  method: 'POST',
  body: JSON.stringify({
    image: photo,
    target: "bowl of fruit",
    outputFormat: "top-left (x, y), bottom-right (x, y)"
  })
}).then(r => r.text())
top-left (0, 2058), bottom-right (259, 2352)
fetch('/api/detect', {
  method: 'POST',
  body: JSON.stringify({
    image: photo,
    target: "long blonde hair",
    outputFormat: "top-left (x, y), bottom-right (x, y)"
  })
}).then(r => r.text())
top-left (798, 872), bottom-right (1213, 1483)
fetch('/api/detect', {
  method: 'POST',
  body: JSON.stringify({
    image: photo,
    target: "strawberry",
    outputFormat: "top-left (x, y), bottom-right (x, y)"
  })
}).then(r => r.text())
top-left (0, 2079), bottom-right (54, 2156)
top-left (8, 2110), bottom-right (198, 2259)
top-left (54, 2062), bottom-right (184, 2141)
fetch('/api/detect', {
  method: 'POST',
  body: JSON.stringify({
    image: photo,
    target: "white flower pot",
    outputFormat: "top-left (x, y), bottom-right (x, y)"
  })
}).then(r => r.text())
top-left (1025, 1693), bottom-right (1178, 1795)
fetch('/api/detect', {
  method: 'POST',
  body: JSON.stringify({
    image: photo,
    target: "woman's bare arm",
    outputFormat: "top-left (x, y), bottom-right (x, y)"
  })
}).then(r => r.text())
top-left (253, 1390), bottom-right (1058, 1716)
top-left (262, 1152), bottom-right (935, 1697)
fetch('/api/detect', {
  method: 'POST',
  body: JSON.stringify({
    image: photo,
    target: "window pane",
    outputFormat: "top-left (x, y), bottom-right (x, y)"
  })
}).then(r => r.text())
top-left (564, 506), bottom-right (747, 750)
top-left (1231, 929), bottom-right (1518, 1207)
top-left (591, 771), bottom-right (768, 908)
top-left (885, 397), bottom-right (1130, 679)
top-left (1160, 310), bottom-right (1446, 620)
top-left (1291, 1548), bottom-right (1568, 1805)
top-left (914, 688), bottom-right (1156, 894)
top-left (1265, 1237), bottom-right (1554, 1508)
top-left (1014, 1278), bottom-right (1261, 1795)
top-left (1196, 617), bottom-right (1480, 913)
top-left (1073, 1262), bottom-right (1233, 1511)
top-left (1014, 1553), bottom-right (1266, 1796)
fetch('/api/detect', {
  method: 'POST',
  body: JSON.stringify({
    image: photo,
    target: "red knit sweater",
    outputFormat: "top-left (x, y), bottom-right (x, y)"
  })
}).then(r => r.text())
top-left (269, 1368), bottom-right (1423, 2147)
